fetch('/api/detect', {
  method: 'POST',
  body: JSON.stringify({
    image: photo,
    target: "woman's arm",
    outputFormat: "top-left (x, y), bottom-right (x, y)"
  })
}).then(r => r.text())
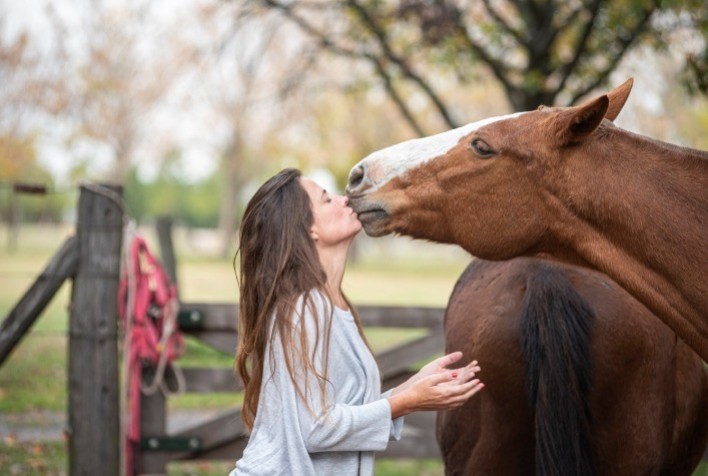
top-left (276, 296), bottom-right (484, 452)
top-left (301, 397), bottom-right (397, 453)
top-left (299, 354), bottom-right (483, 449)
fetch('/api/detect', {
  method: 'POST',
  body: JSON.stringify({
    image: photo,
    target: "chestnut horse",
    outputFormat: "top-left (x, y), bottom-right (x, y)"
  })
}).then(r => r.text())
top-left (438, 257), bottom-right (706, 475)
top-left (345, 78), bottom-right (708, 362)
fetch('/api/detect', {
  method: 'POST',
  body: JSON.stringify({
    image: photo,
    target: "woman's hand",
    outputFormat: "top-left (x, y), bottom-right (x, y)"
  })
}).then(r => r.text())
top-left (392, 352), bottom-right (480, 395)
top-left (387, 355), bottom-right (484, 419)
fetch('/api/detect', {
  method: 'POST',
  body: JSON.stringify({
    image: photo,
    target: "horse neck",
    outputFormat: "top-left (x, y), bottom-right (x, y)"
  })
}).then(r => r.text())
top-left (556, 126), bottom-right (707, 256)
top-left (546, 127), bottom-right (707, 360)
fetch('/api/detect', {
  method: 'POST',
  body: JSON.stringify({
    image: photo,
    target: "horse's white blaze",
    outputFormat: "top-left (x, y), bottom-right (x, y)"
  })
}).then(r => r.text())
top-left (357, 112), bottom-right (524, 190)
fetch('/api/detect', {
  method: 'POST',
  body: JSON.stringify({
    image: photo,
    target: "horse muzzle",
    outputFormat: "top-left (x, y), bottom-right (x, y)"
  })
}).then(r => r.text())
top-left (347, 197), bottom-right (391, 237)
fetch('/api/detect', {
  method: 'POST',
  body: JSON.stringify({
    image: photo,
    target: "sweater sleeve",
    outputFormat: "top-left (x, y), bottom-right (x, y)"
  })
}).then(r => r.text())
top-left (302, 396), bottom-right (394, 452)
top-left (381, 389), bottom-right (405, 441)
top-left (274, 294), bottom-right (398, 453)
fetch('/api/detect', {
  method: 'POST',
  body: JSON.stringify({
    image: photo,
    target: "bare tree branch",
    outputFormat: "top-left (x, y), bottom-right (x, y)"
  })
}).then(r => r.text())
top-left (517, 0), bottom-right (558, 69)
top-left (569, 6), bottom-right (655, 104)
top-left (261, 0), bottom-right (362, 59)
top-left (345, 0), bottom-right (458, 128)
top-left (260, 0), bottom-right (429, 134)
top-left (480, 0), bottom-right (526, 45)
top-left (508, 0), bottom-right (537, 29)
top-left (450, 20), bottom-right (515, 95)
top-left (556, 0), bottom-right (603, 93)
top-left (372, 59), bottom-right (427, 136)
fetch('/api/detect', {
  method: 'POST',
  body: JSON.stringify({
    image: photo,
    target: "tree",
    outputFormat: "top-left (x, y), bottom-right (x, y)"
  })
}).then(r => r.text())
top-left (173, 3), bottom-right (324, 257)
top-left (0, 15), bottom-right (68, 248)
top-left (58, 1), bottom-right (190, 183)
top-left (254, 0), bottom-right (707, 134)
top-left (0, 15), bottom-right (64, 182)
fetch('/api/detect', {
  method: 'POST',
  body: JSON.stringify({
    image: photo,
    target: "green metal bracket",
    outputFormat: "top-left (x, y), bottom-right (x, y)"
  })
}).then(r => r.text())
top-left (141, 436), bottom-right (202, 452)
top-left (178, 310), bottom-right (203, 328)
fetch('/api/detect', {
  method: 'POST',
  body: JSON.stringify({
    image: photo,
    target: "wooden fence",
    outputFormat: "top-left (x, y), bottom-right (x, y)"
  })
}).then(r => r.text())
top-left (0, 184), bottom-right (124, 475)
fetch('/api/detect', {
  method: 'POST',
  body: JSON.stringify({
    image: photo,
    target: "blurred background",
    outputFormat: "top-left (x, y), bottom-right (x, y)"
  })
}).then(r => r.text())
top-left (1, 0), bottom-right (706, 474)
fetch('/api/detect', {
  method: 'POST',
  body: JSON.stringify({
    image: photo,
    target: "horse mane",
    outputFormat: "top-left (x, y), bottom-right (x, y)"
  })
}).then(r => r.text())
top-left (520, 262), bottom-right (596, 476)
top-left (567, 122), bottom-right (707, 252)
top-left (600, 122), bottom-right (708, 168)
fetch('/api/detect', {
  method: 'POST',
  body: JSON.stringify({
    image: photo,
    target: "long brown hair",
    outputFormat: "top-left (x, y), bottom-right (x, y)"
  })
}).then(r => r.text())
top-left (234, 168), bottom-right (364, 430)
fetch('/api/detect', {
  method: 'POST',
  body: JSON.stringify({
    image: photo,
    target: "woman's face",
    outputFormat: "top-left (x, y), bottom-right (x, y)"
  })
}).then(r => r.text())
top-left (300, 177), bottom-right (362, 247)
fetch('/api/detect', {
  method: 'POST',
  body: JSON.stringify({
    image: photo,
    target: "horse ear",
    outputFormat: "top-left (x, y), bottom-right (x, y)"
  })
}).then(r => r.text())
top-left (553, 95), bottom-right (609, 146)
top-left (605, 78), bottom-right (633, 122)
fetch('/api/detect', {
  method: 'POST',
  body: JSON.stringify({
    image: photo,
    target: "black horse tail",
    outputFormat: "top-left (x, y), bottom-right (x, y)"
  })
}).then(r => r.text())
top-left (520, 263), bottom-right (596, 476)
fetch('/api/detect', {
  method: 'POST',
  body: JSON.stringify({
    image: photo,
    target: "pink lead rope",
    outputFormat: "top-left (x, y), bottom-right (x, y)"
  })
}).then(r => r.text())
top-left (118, 236), bottom-right (185, 476)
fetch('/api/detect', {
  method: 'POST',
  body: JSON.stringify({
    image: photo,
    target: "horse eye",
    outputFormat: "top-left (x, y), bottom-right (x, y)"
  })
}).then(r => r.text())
top-left (471, 139), bottom-right (495, 158)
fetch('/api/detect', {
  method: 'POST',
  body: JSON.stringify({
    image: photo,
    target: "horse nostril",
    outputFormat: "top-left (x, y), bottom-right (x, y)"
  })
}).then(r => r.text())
top-left (348, 165), bottom-right (365, 191)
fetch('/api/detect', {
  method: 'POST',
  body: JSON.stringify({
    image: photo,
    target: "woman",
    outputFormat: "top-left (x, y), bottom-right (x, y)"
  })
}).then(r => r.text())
top-left (230, 168), bottom-right (484, 476)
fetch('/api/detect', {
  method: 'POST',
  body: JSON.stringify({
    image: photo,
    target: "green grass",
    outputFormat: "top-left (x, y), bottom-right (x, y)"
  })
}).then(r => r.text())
top-left (167, 458), bottom-right (446, 475)
top-left (0, 443), bottom-right (703, 476)
top-left (0, 441), bottom-right (67, 476)
top-left (0, 335), bottom-right (67, 412)
top-left (0, 438), bottom-right (446, 476)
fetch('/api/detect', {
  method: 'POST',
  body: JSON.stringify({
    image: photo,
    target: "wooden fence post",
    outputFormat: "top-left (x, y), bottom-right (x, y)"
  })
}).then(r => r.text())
top-left (139, 367), bottom-right (169, 475)
top-left (68, 184), bottom-right (123, 476)
top-left (155, 216), bottom-right (177, 287)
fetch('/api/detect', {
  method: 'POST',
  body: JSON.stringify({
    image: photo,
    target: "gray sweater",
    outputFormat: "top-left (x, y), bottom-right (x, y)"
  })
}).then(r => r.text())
top-left (230, 291), bottom-right (403, 476)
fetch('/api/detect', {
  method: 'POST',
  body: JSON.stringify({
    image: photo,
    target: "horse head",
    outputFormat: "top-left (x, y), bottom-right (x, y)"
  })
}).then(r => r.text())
top-left (345, 79), bottom-right (634, 260)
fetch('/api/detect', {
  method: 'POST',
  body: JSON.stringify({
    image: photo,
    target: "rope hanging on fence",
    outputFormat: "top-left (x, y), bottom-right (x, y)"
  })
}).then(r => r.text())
top-left (119, 230), bottom-right (186, 476)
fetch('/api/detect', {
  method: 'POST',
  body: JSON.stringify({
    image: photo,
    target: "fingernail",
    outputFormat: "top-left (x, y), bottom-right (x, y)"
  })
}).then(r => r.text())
top-left (451, 372), bottom-right (458, 378)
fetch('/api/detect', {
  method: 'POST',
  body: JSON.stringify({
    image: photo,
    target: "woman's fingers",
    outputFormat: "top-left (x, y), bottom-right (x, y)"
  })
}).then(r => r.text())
top-left (408, 372), bottom-right (484, 412)
top-left (457, 362), bottom-right (481, 380)
top-left (446, 379), bottom-right (484, 406)
top-left (466, 360), bottom-right (480, 370)
top-left (462, 360), bottom-right (480, 375)
top-left (439, 356), bottom-right (480, 376)
top-left (454, 378), bottom-right (481, 394)
top-left (437, 362), bottom-right (481, 387)
top-left (436, 378), bottom-right (484, 408)
top-left (457, 381), bottom-right (485, 404)
top-left (425, 371), bottom-right (457, 386)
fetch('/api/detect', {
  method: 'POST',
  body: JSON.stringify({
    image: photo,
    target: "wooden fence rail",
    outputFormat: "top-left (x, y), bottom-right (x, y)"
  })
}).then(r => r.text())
top-left (0, 236), bottom-right (78, 365)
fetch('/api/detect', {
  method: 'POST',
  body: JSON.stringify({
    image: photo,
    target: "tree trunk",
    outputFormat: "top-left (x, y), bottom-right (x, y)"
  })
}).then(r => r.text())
top-left (507, 86), bottom-right (558, 112)
top-left (217, 135), bottom-right (243, 259)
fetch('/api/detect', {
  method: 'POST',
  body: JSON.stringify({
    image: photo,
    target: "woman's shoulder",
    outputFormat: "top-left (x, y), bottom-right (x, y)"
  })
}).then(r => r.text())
top-left (289, 289), bottom-right (355, 332)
